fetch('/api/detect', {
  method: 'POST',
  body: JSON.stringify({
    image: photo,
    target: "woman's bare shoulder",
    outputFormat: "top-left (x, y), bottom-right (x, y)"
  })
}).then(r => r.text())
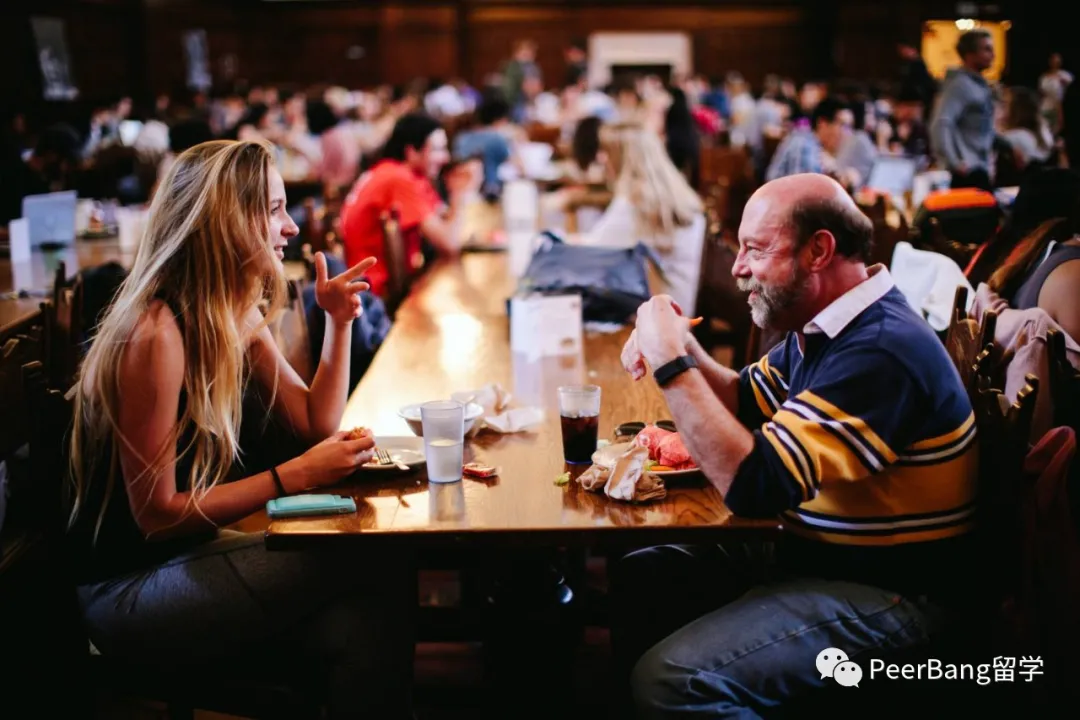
top-left (120, 300), bottom-right (186, 380)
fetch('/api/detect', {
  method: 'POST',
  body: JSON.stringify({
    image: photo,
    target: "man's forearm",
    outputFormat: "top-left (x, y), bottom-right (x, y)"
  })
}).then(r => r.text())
top-left (659, 368), bottom-right (754, 497)
top-left (685, 335), bottom-right (741, 414)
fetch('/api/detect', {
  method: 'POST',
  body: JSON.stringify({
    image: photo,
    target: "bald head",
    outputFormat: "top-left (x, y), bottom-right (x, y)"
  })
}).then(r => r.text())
top-left (742, 173), bottom-right (873, 261)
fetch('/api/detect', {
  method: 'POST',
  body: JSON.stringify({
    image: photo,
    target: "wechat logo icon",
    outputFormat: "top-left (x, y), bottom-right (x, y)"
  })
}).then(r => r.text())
top-left (816, 648), bottom-right (863, 688)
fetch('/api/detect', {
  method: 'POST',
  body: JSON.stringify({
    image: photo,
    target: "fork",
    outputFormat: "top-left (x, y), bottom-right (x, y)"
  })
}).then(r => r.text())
top-left (376, 447), bottom-right (410, 471)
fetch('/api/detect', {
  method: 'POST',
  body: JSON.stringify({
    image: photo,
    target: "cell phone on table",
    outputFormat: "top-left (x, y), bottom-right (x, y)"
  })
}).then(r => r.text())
top-left (266, 494), bottom-right (357, 518)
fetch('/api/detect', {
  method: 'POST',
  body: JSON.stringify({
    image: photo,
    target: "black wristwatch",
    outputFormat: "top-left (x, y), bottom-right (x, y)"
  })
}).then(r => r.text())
top-left (653, 355), bottom-right (699, 387)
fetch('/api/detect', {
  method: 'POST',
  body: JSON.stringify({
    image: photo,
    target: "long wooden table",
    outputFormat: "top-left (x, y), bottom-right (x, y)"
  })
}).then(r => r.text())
top-left (266, 252), bottom-right (779, 550)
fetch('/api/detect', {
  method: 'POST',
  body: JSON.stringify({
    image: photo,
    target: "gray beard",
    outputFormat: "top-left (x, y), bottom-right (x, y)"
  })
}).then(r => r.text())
top-left (737, 270), bottom-right (808, 329)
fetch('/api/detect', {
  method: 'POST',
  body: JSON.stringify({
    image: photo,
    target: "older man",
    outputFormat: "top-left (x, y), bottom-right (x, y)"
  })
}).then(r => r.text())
top-left (612, 174), bottom-right (977, 717)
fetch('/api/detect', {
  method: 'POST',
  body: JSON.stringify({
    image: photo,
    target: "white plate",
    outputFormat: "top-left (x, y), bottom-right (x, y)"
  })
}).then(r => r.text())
top-left (591, 441), bottom-right (701, 477)
top-left (362, 436), bottom-right (427, 471)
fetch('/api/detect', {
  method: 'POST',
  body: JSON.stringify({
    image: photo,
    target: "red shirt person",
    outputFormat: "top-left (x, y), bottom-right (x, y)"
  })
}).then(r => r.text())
top-left (340, 113), bottom-right (473, 298)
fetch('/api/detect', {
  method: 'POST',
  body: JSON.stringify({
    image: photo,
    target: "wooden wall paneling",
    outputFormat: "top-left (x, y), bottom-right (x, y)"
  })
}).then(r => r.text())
top-left (833, 3), bottom-right (920, 86)
top-left (691, 20), bottom-right (811, 88)
top-left (143, 2), bottom-right (242, 100)
top-left (465, 5), bottom-right (807, 89)
top-left (0, 8), bottom-right (45, 112)
top-left (250, 5), bottom-right (381, 89)
top-left (378, 5), bottom-right (459, 87)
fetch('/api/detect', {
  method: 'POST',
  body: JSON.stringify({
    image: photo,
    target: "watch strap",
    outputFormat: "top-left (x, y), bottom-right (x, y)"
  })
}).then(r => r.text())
top-left (653, 354), bottom-right (699, 387)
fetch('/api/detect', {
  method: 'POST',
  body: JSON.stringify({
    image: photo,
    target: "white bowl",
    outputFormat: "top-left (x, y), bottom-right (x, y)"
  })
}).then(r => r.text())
top-left (398, 402), bottom-right (485, 437)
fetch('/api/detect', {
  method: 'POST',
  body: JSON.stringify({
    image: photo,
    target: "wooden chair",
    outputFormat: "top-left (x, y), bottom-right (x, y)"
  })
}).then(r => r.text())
top-left (299, 196), bottom-right (328, 254)
top-left (1046, 327), bottom-right (1080, 431)
top-left (381, 209), bottom-right (411, 315)
top-left (563, 189), bottom-right (613, 234)
top-left (916, 216), bottom-right (984, 269)
top-left (42, 274), bottom-right (85, 391)
top-left (963, 365), bottom-right (1041, 712)
top-left (944, 285), bottom-right (1001, 393)
top-left (0, 361), bottom-right (90, 718)
top-left (692, 231), bottom-right (753, 368)
top-left (524, 123), bottom-right (562, 149)
top-left (697, 145), bottom-right (755, 235)
top-left (0, 306), bottom-right (44, 347)
top-left (859, 194), bottom-right (909, 269)
top-left (269, 279), bottom-right (314, 385)
top-left (0, 328), bottom-right (45, 459)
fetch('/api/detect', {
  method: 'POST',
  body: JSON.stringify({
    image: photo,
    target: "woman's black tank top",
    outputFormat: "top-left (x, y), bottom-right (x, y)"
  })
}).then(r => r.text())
top-left (1012, 241), bottom-right (1080, 311)
top-left (67, 298), bottom-right (215, 585)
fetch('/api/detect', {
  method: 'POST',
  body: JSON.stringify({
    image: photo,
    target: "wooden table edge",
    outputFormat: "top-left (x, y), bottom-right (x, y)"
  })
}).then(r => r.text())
top-left (263, 520), bottom-right (783, 552)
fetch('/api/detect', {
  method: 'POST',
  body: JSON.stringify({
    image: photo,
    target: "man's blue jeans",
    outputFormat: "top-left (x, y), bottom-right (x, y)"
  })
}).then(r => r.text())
top-left (610, 544), bottom-right (943, 719)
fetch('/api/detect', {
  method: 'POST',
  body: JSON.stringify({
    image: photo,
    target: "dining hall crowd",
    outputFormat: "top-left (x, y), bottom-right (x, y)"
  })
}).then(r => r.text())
top-left (2, 27), bottom-right (1080, 719)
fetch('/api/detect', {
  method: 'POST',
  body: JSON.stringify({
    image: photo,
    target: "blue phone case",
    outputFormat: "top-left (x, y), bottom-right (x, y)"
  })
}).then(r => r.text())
top-left (266, 494), bottom-right (357, 518)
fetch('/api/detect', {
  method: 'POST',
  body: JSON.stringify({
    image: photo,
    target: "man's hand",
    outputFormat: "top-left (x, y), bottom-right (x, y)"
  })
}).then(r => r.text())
top-left (634, 296), bottom-right (692, 370)
top-left (621, 330), bottom-right (647, 381)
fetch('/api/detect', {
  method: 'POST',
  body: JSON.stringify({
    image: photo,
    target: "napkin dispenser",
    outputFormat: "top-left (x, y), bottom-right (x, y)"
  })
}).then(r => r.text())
top-left (509, 293), bottom-right (583, 360)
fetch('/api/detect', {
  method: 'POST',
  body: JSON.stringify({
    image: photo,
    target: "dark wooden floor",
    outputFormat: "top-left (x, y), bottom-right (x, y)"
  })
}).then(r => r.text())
top-left (95, 631), bottom-right (617, 719)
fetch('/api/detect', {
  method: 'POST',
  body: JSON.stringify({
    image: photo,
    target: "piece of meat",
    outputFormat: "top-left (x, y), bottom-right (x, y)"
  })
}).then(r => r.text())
top-left (631, 425), bottom-right (672, 460)
top-left (657, 433), bottom-right (695, 469)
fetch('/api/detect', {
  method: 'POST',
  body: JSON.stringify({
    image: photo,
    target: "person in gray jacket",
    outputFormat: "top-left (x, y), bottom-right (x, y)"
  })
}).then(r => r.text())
top-left (930, 29), bottom-right (996, 190)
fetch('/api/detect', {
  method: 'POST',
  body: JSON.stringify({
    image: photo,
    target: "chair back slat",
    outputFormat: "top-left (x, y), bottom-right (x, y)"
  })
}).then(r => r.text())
top-left (1047, 328), bottom-right (1080, 431)
top-left (380, 209), bottom-right (410, 314)
top-left (269, 279), bottom-right (314, 384)
top-left (970, 353), bottom-right (1040, 623)
top-left (945, 285), bottom-right (1001, 392)
top-left (0, 331), bottom-right (45, 458)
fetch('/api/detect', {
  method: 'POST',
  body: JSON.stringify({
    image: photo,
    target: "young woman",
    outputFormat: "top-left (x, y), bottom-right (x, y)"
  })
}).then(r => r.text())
top-left (577, 122), bottom-right (706, 315)
top-left (988, 190), bottom-right (1080, 342)
top-left (1001, 86), bottom-right (1055, 171)
top-left (69, 139), bottom-right (416, 718)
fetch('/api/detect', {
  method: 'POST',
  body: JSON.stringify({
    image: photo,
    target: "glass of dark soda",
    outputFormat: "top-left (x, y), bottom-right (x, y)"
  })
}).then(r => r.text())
top-left (558, 385), bottom-right (601, 464)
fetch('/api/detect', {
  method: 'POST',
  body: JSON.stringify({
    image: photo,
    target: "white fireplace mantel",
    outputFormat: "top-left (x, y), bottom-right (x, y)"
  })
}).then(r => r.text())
top-left (587, 32), bottom-right (693, 88)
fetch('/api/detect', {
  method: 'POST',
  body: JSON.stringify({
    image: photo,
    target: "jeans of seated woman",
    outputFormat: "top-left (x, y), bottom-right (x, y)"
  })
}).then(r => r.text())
top-left (75, 384), bottom-right (418, 718)
top-left (609, 544), bottom-right (943, 719)
top-left (78, 533), bottom-right (418, 718)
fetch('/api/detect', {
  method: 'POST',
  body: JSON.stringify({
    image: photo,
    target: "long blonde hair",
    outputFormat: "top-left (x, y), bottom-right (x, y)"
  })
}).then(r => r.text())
top-left (601, 122), bottom-right (702, 249)
top-left (70, 139), bottom-right (287, 536)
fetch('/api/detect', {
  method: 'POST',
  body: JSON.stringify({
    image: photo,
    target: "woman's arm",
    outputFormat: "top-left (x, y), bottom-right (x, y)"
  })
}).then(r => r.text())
top-left (247, 254), bottom-right (377, 443)
top-left (117, 304), bottom-right (311, 539)
top-left (1039, 259), bottom-right (1080, 343)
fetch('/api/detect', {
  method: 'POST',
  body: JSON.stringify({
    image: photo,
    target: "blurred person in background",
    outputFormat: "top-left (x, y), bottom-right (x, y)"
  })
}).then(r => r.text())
top-left (836, 99), bottom-right (879, 189)
top-left (898, 41), bottom-right (938, 107)
top-left (575, 122), bottom-right (705, 315)
top-left (564, 39), bottom-right (589, 88)
top-left (453, 91), bottom-right (514, 199)
top-left (340, 113), bottom-right (478, 298)
top-left (0, 122), bottom-right (82, 225)
top-left (307, 98), bottom-right (360, 190)
top-left (766, 97), bottom-right (852, 182)
top-left (1001, 86), bottom-right (1055, 172)
top-left (663, 87), bottom-right (700, 186)
top-left (502, 39), bottom-right (540, 123)
top-left (1039, 52), bottom-right (1073, 134)
top-left (929, 29), bottom-right (996, 190)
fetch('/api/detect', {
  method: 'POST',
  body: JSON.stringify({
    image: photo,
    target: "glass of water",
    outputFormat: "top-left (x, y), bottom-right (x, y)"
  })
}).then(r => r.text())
top-left (420, 400), bottom-right (465, 484)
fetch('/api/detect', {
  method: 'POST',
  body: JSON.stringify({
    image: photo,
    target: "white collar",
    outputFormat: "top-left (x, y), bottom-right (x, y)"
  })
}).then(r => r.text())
top-left (803, 264), bottom-right (894, 339)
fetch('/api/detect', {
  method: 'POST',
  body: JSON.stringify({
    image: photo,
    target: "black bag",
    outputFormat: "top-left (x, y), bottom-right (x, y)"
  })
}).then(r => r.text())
top-left (515, 232), bottom-right (659, 324)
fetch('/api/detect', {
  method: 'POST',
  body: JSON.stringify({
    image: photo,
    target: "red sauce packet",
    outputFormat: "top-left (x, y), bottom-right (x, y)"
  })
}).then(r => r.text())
top-left (463, 462), bottom-right (499, 478)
